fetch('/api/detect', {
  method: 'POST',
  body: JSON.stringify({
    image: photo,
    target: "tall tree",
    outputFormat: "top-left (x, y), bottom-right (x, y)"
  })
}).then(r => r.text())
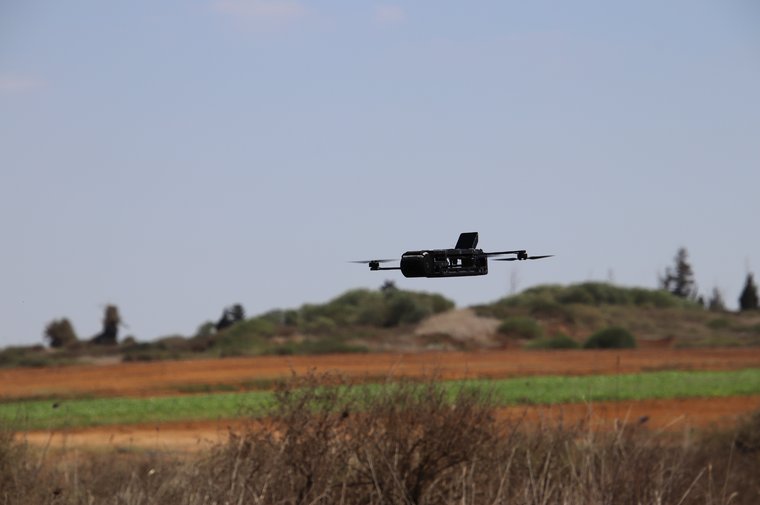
top-left (380, 280), bottom-right (398, 293)
top-left (215, 304), bottom-right (246, 331)
top-left (229, 304), bottom-right (245, 322)
top-left (92, 305), bottom-right (121, 345)
top-left (660, 247), bottom-right (698, 300)
top-left (739, 273), bottom-right (759, 311)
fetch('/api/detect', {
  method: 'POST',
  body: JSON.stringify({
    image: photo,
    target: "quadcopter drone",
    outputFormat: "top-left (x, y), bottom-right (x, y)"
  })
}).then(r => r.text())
top-left (352, 232), bottom-right (552, 278)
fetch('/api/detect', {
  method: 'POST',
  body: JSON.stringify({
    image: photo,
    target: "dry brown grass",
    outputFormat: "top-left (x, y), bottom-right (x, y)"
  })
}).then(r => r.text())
top-left (3, 374), bottom-right (760, 504)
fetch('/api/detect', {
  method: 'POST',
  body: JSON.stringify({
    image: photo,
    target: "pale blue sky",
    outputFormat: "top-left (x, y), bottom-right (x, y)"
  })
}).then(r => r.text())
top-left (1, 0), bottom-right (759, 346)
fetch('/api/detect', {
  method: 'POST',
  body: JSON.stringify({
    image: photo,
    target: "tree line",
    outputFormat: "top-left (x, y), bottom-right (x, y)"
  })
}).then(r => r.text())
top-left (43, 303), bottom-right (246, 349)
top-left (659, 247), bottom-right (758, 311)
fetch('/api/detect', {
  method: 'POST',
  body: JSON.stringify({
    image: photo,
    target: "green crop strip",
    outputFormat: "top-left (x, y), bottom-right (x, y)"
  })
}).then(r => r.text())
top-left (482, 368), bottom-right (760, 404)
top-left (3, 368), bottom-right (760, 430)
top-left (1, 393), bottom-right (273, 431)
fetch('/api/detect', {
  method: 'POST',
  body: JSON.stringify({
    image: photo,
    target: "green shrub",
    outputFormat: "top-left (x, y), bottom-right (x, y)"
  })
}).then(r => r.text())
top-left (302, 316), bottom-right (337, 335)
top-left (489, 283), bottom-right (698, 311)
top-left (583, 327), bottom-right (636, 349)
top-left (317, 290), bottom-right (380, 325)
top-left (427, 293), bottom-right (456, 313)
top-left (298, 288), bottom-right (455, 329)
top-left (629, 288), bottom-right (687, 308)
top-left (264, 339), bottom-right (368, 356)
top-left (200, 318), bottom-right (276, 357)
top-left (194, 321), bottom-right (216, 338)
top-left (570, 305), bottom-right (604, 326)
top-left (497, 317), bottom-right (543, 340)
top-left (283, 310), bottom-right (299, 326)
top-left (526, 334), bottom-right (580, 349)
top-left (356, 297), bottom-right (388, 327)
top-left (528, 299), bottom-right (576, 323)
top-left (0, 346), bottom-right (59, 368)
top-left (707, 318), bottom-right (731, 330)
top-left (120, 335), bottom-right (137, 347)
top-left (122, 341), bottom-right (184, 362)
top-left (224, 317), bottom-right (277, 339)
top-left (383, 291), bottom-right (430, 326)
top-left (557, 283), bottom-right (630, 305)
top-left (44, 318), bottom-right (78, 348)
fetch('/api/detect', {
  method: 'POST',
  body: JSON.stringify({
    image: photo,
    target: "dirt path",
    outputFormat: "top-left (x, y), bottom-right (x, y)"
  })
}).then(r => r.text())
top-left (18, 396), bottom-right (760, 452)
top-left (3, 348), bottom-right (760, 400)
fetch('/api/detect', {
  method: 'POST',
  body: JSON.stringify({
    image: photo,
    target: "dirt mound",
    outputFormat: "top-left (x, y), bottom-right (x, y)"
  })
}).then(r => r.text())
top-left (414, 308), bottom-right (500, 345)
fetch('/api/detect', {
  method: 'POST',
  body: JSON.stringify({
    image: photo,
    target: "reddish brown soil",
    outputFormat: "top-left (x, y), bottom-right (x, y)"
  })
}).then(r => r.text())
top-left (8, 349), bottom-right (760, 450)
top-left (19, 396), bottom-right (760, 452)
top-left (495, 395), bottom-right (760, 431)
top-left (3, 348), bottom-right (760, 400)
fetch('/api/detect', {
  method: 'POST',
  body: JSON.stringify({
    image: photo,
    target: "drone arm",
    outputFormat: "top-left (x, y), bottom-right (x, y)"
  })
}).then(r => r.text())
top-left (481, 250), bottom-right (526, 257)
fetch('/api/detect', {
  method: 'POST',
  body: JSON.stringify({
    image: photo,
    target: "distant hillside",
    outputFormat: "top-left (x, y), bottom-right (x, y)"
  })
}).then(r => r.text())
top-left (0, 286), bottom-right (455, 367)
top-left (118, 285), bottom-right (455, 361)
top-left (2, 282), bottom-right (760, 368)
top-left (474, 282), bottom-right (760, 349)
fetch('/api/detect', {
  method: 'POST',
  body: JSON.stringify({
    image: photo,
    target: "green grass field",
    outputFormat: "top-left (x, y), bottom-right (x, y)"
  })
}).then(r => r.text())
top-left (3, 368), bottom-right (760, 430)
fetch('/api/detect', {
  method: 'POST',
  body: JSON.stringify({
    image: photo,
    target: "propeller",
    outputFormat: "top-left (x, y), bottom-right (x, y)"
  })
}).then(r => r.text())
top-left (481, 250), bottom-right (526, 257)
top-left (349, 259), bottom-right (397, 264)
top-left (494, 255), bottom-right (554, 262)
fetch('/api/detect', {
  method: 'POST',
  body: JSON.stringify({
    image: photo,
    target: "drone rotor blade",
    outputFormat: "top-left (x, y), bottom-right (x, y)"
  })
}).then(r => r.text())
top-left (481, 250), bottom-right (526, 257)
top-left (349, 259), bottom-right (397, 264)
top-left (492, 255), bottom-right (553, 262)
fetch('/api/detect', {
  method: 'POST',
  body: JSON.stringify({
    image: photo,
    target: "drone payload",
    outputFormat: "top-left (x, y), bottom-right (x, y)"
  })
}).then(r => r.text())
top-left (352, 232), bottom-right (552, 279)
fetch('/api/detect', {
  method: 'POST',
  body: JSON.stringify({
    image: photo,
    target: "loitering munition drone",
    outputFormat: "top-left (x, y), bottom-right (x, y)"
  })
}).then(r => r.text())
top-left (352, 232), bottom-right (552, 278)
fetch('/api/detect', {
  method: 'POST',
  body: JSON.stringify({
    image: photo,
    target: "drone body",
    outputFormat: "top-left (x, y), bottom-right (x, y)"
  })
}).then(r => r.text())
top-left (354, 232), bottom-right (552, 278)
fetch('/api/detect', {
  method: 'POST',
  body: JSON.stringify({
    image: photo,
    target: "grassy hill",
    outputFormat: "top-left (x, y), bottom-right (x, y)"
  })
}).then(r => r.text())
top-left (2, 282), bottom-right (760, 367)
top-left (474, 283), bottom-right (760, 349)
top-left (130, 285), bottom-right (455, 361)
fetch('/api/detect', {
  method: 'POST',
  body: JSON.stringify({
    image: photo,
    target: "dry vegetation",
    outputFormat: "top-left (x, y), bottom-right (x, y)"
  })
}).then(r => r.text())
top-left (3, 375), bottom-right (760, 505)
